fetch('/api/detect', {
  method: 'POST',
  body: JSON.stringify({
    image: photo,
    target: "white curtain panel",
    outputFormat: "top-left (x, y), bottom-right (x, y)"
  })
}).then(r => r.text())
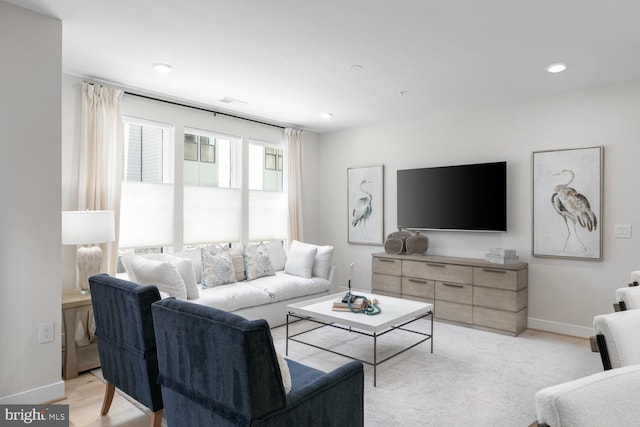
top-left (285, 128), bottom-right (303, 242)
top-left (78, 82), bottom-right (123, 275)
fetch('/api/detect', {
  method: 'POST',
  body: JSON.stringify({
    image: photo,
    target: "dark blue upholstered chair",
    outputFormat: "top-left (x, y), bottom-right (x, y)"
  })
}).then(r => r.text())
top-left (151, 298), bottom-right (364, 427)
top-left (89, 274), bottom-right (164, 427)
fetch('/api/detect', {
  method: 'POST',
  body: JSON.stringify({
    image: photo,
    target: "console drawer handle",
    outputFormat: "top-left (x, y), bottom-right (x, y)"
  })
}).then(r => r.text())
top-left (482, 269), bottom-right (506, 274)
top-left (442, 283), bottom-right (464, 288)
top-left (426, 263), bottom-right (446, 268)
top-left (408, 279), bottom-right (427, 284)
top-left (379, 259), bottom-right (396, 263)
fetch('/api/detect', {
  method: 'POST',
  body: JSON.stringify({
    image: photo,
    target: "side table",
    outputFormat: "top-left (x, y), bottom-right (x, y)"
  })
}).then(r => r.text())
top-left (62, 288), bottom-right (101, 379)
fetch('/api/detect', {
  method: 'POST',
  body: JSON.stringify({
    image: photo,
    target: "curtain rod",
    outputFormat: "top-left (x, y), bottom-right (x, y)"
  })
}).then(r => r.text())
top-left (123, 91), bottom-right (286, 130)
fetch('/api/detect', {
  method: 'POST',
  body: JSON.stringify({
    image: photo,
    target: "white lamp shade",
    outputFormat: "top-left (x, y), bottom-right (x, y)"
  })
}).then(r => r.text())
top-left (62, 210), bottom-right (115, 245)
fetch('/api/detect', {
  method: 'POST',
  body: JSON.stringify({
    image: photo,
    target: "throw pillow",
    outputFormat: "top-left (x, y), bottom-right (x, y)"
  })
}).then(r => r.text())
top-left (121, 253), bottom-right (199, 299)
top-left (265, 240), bottom-right (287, 271)
top-left (201, 249), bottom-right (237, 288)
top-left (243, 242), bottom-right (275, 281)
top-left (287, 241), bottom-right (334, 279)
top-left (276, 350), bottom-right (292, 394)
top-left (225, 246), bottom-right (247, 282)
top-left (284, 241), bottom-right (318, 278)
top-left (127, 257), bottom-right (188, 300)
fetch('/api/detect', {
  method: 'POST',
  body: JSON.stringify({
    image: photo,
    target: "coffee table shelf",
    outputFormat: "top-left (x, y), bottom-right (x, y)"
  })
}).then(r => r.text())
top-left (286, 291), bottom-right (433, 386)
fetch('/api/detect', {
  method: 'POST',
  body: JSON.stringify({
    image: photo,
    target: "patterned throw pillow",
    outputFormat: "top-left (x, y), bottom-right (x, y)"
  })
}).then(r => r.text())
top-left (243, 242), bottom-right (275, 281)
top-left (201, 249), bottom-right (237, 288)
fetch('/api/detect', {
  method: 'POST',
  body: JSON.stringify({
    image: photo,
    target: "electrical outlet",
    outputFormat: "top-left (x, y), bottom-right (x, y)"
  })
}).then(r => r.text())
top-left (39, 322), bottom-right (54, 343)
top-left (614, 224), bottom-right (632, 239)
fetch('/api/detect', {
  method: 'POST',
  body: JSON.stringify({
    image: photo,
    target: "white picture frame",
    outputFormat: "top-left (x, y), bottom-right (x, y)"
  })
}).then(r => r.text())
top-left (532, 146), bottom-right (603, 260)
top-left (348, 165), bottom-right (384, 245)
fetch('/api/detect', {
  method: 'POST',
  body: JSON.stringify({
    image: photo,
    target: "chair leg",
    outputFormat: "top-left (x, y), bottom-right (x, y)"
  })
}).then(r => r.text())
top-left (150, 409), bottom-right (163, 427)
top-left (101, 382), bottom-right (116, 415)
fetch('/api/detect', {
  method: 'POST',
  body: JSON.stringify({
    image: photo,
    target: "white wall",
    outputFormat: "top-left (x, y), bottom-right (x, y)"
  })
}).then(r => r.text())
top-left (317, 80), bottom-right (640, 337)
top-left (0, 2), bottom-right (64, 403)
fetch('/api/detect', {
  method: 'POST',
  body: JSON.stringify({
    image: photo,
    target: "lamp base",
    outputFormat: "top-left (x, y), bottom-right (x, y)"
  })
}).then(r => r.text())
top-left (77, 246), bottom-right (103, 292)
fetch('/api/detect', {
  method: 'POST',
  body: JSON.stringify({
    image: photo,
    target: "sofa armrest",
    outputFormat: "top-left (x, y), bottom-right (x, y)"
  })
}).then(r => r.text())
top-left (535, 364), bottom-right (640, 427)
top-left (257, 360), bottom-right (364, 427)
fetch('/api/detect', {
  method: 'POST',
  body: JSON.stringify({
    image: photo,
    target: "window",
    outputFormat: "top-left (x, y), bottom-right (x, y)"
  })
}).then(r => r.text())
top-left (248, 141), bottom-right (287, 241)
top-left (264, 147), bottom-right (283, 171)
top-left (183, 130), bottom-right (236, 188)
top-left (123, 122), bottom-right (172, 183)
top-left (119, 117), bottom-right (174, 249)
top-left (183, 130), bottom-right (242, 246)
top-left (117, 104), bottom-right (288, 252)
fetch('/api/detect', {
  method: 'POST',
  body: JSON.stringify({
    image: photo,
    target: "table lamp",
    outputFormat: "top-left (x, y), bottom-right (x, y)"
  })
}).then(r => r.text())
top-left (62, 210), bottom-right (115, 294)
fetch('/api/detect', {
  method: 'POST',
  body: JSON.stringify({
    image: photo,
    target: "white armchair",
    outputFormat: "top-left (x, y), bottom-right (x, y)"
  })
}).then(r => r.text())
top-left (593, 309), bottom-right (640, 370)
top-left (615, 281), bottom-right (640, 311)
top-left (533, 364), bottom-right (640, 427)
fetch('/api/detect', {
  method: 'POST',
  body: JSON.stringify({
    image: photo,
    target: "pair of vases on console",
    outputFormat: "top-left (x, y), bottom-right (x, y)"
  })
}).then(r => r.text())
top-left (384, 227), bottom-right (429, 255)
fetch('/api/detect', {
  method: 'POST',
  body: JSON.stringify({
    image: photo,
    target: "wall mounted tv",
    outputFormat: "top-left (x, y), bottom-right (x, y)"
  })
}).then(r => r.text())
top-left (397, 161), bottom-right (507, 232)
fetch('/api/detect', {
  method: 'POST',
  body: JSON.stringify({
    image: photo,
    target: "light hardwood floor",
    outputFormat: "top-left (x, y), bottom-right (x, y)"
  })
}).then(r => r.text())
top-left (57, 373), bottom-right (157, 427)
top-left (58, 329), bottom-right (589, 427)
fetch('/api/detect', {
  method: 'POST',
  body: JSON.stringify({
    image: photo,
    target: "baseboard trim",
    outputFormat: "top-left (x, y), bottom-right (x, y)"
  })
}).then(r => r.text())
top-left (528, 317), bottom-right (593, 338)
top-left (0, 380), bottom-right (65, 404)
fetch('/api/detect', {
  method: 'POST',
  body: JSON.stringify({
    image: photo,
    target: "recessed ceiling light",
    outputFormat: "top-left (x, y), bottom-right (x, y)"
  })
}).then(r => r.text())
top-left (545, 63), bottom-right (567, 73)
top-left (153, 63), bottom-right (173, 73)
top-left (320, 113), bottom-right (333, 119)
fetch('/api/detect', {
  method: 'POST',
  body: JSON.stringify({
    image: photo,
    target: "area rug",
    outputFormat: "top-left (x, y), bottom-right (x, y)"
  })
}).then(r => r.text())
top-left (270, 319), bottom-right (602, 427)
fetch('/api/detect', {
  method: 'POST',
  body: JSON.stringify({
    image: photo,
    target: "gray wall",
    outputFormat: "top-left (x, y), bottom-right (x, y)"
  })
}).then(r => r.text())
top-left (0, 2), bottom-right (63, 403)
top-left (315, 80), bottom-right (640, 337)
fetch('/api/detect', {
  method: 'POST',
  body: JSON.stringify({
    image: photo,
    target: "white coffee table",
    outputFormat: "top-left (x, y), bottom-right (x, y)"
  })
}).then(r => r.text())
top-left (286, 291), bottom-right (433, 386)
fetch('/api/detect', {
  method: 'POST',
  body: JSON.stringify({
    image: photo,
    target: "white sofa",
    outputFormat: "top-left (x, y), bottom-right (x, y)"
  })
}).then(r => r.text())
top-left (119, 240), bottom-right (336, 327)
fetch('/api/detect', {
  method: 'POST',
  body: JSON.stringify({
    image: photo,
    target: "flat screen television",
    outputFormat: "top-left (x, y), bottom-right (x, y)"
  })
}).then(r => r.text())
top-left (397, 161), bottom-right (507, 232)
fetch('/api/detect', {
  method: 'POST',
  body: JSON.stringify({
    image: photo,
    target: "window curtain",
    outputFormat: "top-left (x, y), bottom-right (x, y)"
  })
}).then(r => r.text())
top-left (78, 82), bottom-right (123, 275)
top-left (285, 128), bottom-right (303, 242)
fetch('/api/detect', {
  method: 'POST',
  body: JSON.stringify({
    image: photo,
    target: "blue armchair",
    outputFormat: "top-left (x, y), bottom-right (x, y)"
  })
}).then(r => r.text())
top-left (89, 274), bottom-right (164, 427)
top-left (151, 298), bottom-right (364, 427)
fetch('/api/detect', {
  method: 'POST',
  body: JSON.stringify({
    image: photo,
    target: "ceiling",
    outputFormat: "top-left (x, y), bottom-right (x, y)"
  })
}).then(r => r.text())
top-left (9, 0), bottom-right (640, 133)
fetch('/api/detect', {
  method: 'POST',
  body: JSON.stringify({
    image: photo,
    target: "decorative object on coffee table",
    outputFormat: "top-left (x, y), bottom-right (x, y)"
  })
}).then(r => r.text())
top-left (406, 230), bottom-right (429, 255)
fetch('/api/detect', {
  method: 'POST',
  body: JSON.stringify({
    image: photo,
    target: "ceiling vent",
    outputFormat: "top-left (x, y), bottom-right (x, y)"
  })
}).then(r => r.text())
top-left (219, 97), bottom-right (248, 104)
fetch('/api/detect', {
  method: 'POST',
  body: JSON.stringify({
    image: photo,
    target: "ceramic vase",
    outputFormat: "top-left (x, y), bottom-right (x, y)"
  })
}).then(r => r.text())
top-left (406, 231), bottom-right (429, 255)
top-left (384, 237), bottom-right (404, 254)
top-left (388, 226), bottom-right (412, 253)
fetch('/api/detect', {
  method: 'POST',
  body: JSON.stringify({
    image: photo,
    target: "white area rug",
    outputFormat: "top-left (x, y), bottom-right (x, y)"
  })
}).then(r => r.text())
top-left (271, 319), bottom-right (602, 427)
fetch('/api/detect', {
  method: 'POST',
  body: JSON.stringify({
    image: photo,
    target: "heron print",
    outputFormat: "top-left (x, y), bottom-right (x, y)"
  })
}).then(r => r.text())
top-left (352, 179), bottom-right (373, 238)
top-left (533, 147), bottom-right (602, 260)
top-left (348, 166), bottom-right (384, 245)
top-left (551, 169), bottom-right (597, 252)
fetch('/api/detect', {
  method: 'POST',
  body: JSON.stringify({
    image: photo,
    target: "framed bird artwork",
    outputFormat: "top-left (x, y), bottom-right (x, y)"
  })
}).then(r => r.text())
top-left (532, 146), bottom-right (603, 260)
top-left (348, 165), bottom-right (384, 245)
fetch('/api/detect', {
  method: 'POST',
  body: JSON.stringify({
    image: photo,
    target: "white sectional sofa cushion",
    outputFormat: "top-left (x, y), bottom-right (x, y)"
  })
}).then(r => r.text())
top-left (247, 271), bottom-right (333, 303)
top-left (193, 282), bottom-right (273, 312)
